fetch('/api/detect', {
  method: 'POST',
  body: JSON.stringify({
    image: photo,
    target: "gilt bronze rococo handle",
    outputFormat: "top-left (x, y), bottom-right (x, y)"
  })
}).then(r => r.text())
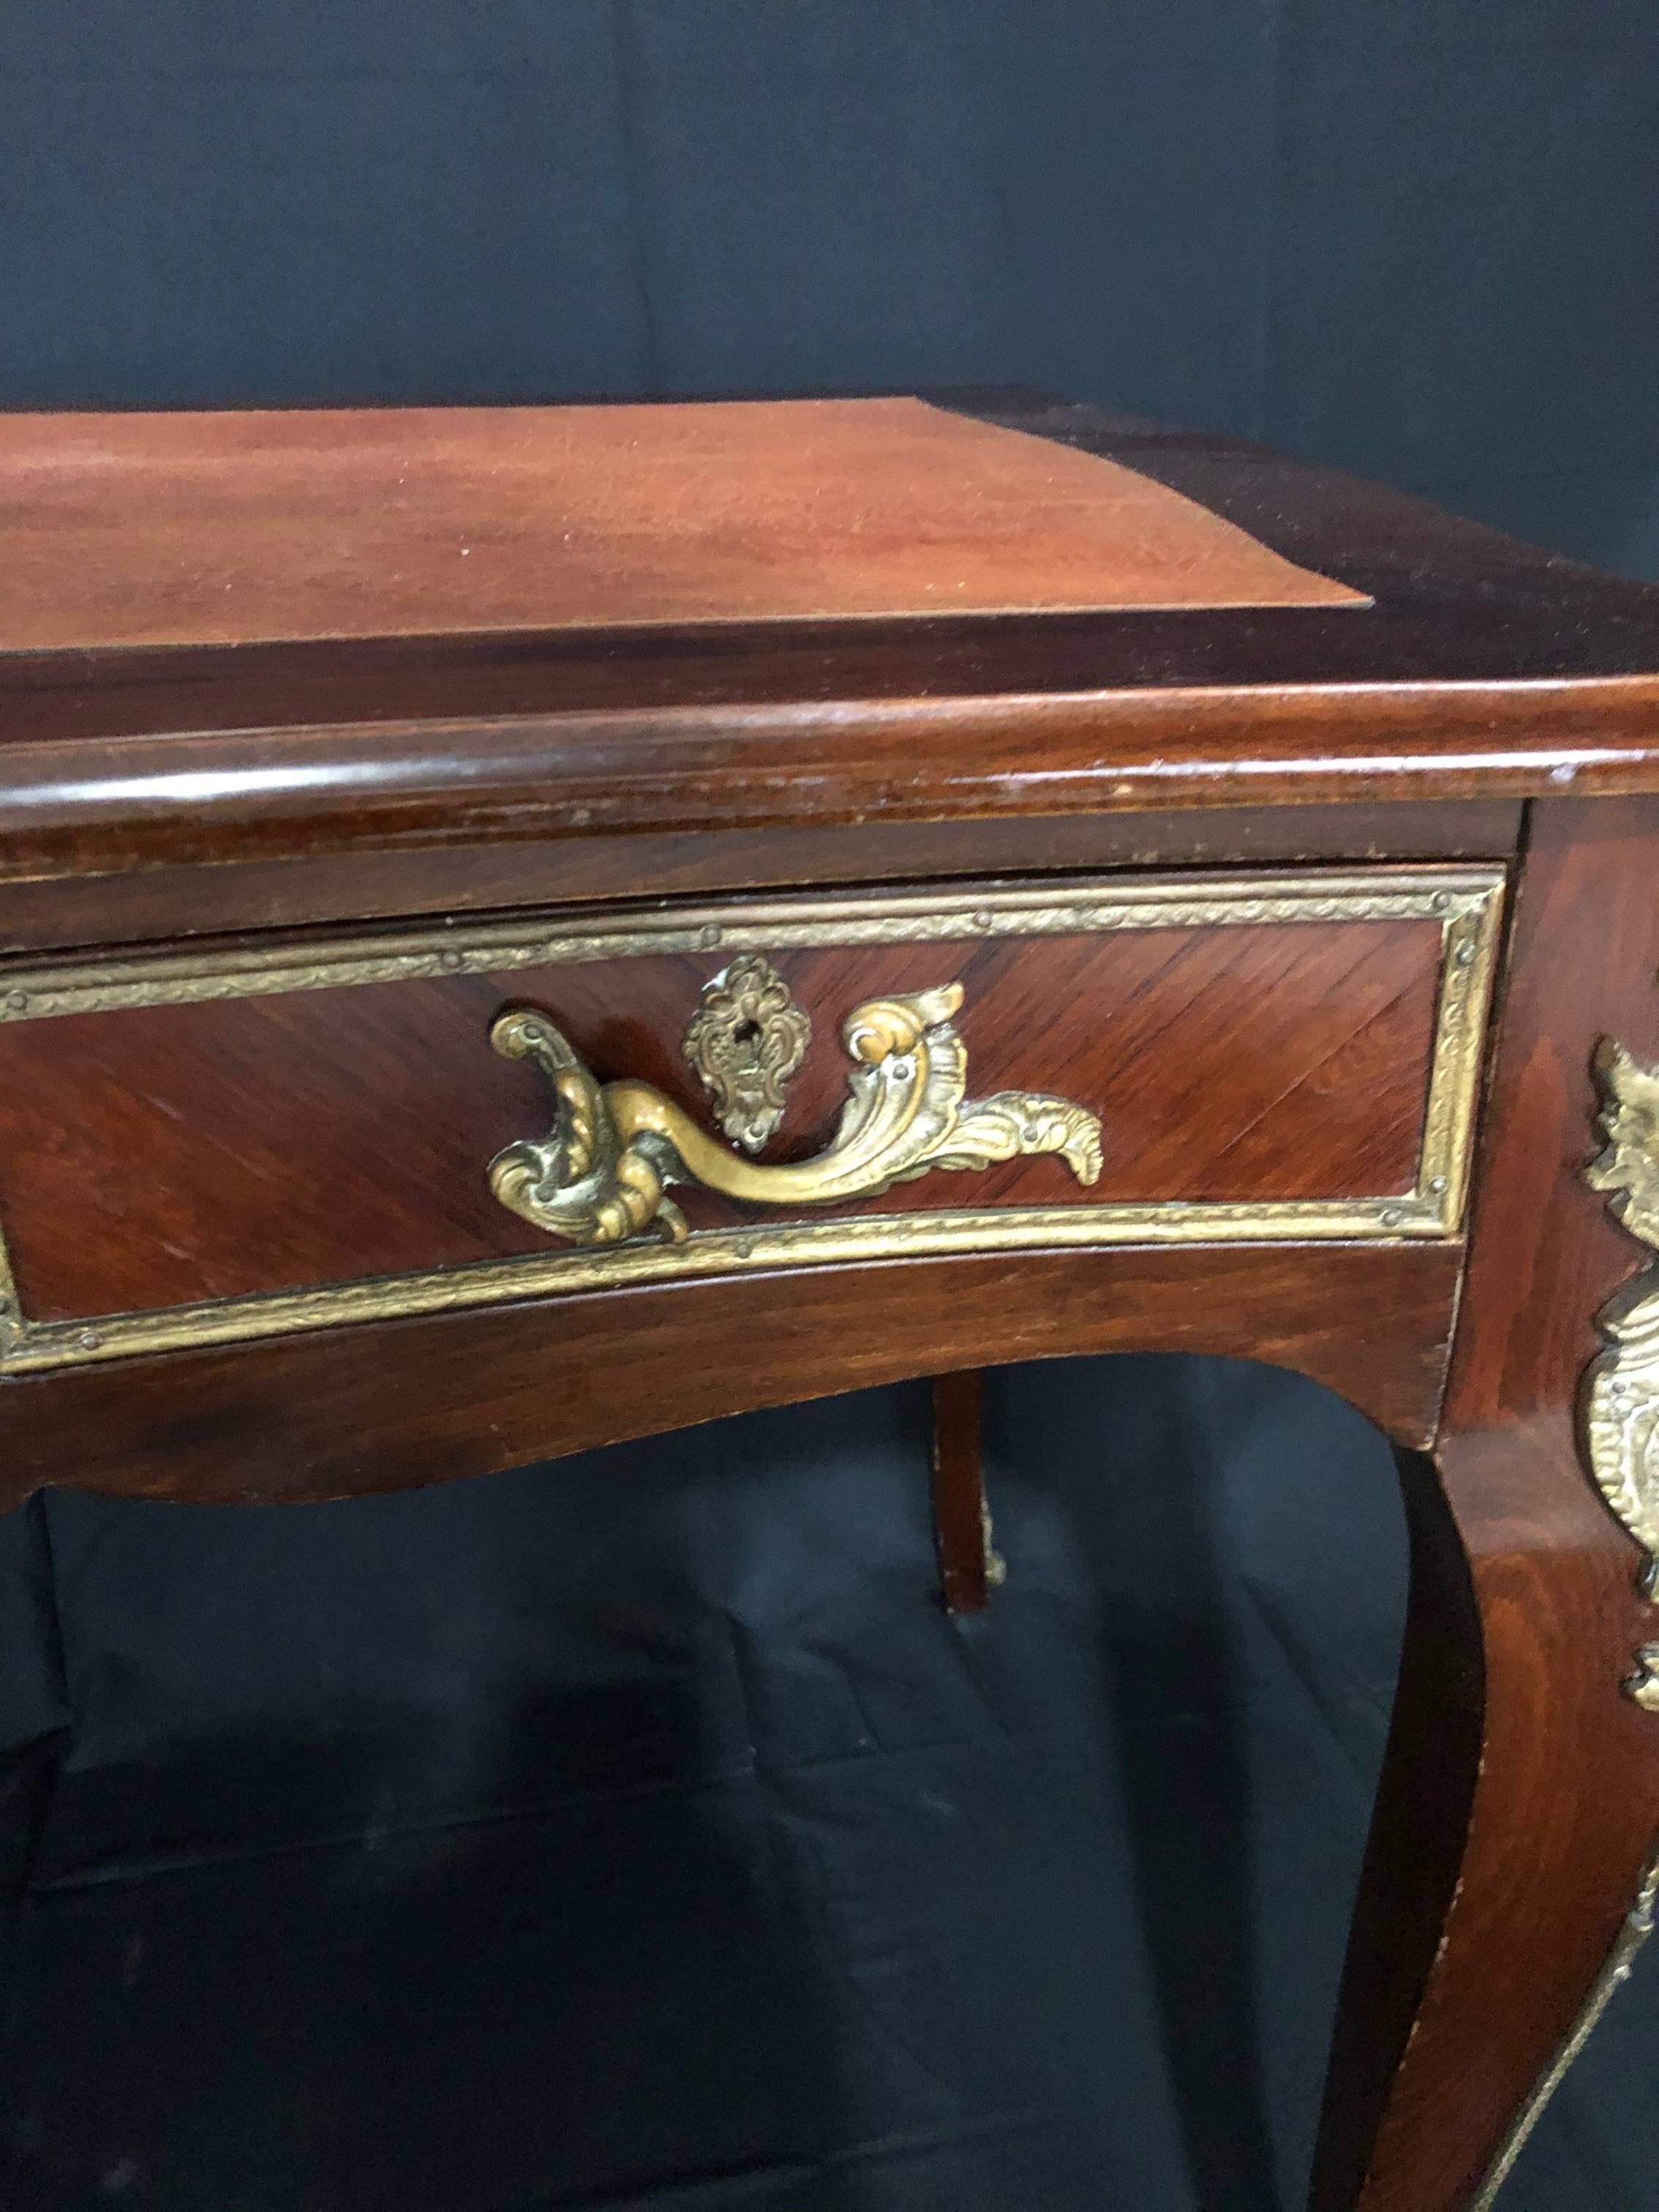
top-left (487, 982), bottom-right (1102, 1248)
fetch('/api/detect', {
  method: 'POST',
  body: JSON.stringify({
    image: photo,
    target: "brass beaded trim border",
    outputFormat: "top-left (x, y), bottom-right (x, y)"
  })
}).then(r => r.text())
top-left (0, 866), bottom-right (1505, 1377)
top-left (0, 869), bottom-right (1502, 1025)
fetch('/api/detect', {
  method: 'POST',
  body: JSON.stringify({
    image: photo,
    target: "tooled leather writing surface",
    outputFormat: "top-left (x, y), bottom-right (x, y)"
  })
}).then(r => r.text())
top-left (0, 394), bottom-right (1364, 651)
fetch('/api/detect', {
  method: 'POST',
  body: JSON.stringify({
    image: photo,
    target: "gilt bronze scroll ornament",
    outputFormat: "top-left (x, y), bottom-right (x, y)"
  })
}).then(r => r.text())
top-left (1583, 1034), bottom-right (1659, 1709)
top-left (487, 982), bottom-right (1104, 1246)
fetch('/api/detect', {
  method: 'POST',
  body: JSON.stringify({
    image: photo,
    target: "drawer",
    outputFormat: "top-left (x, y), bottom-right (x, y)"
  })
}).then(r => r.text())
top-left (0, 866), bottom-right (1503, 1375)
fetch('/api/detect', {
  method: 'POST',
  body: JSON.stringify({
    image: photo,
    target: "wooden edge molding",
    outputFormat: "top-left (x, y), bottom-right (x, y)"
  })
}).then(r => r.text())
top-left (0, 682), bottom-right (1656, 878)
top-left (0, 865), bottom-right (1505, 1378)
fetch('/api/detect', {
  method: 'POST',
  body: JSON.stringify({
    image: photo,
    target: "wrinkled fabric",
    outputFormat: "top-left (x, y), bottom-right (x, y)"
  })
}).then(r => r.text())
top-left (0, 1358), bottom-right (1369, 2211)
top-left (1, 1358), bottom-right (1653, 2208)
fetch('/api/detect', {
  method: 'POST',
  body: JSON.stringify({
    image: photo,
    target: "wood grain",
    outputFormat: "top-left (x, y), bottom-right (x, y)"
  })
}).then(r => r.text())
top-left (0, 917), bottom-right (1443, 1323)
top-left (0, 685), bottom-right (1651, 887)
top-left (0, 1241), bottom-right (1463, 1516)
top-left (0, 800), bottom-right (1524, 955)
top-left (931, 1369), bottom-right (993, 1617)
top-left (1312, 796), bottom-right (1659, 2212)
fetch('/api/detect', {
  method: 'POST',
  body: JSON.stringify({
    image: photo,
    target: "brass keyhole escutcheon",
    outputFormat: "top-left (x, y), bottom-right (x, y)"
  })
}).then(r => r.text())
top-left (681, 955), bottom-right (813, 1154)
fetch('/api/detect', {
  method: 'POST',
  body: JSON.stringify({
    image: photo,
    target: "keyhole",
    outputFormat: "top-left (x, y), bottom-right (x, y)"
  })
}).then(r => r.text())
top-left (734, 1019), bottom-right (762, 1054)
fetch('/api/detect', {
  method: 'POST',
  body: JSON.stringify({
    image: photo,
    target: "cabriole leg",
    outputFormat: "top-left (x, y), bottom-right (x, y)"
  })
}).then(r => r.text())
top-left (1315, 797), bottom-right (1659, 2210)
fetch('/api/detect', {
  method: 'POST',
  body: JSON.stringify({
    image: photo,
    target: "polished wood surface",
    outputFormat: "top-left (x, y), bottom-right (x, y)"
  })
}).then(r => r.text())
top-left (1312, 797), bottom-right (1659, 2212)
top-left (1311, 1445), bottom-right (1486, 2212)
top-left (0, 908), bottom-right (1441, 1322)
top-left (930, 1370), bottom-right (995, 1617)
top-left (0, 677), bottom-right (1654, 891)
top-left (4, 393), bottom-right (1658, 2211)
top-left (1, 391), bottom-right (1658, 907)
top-left (0, 798), bottom-right (1524, 955)
top-left (0, 396), bottom-right (1363, 650)
top-left (0, 1241), bottom-right (1463, 1516)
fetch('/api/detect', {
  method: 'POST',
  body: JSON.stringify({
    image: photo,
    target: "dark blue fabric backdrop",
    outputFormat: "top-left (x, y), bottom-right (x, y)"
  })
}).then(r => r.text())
top-left (1, 7), bottom-right (1656, 2209)
top-left (4, 1), bottom-right (1655, 572)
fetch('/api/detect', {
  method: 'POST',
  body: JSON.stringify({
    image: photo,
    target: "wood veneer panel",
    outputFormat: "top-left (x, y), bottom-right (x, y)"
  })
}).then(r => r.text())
top-left (0, 919), bottom-right (1443, 1323)
top-left (0, 1241), bottom-right (1463, 1514)
top-left (0, 397), bottom-right (1361, 655)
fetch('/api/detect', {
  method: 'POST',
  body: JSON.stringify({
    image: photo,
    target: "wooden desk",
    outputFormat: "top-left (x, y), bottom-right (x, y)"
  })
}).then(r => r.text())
top-left (1, 390), bottom-right (1657, 2211)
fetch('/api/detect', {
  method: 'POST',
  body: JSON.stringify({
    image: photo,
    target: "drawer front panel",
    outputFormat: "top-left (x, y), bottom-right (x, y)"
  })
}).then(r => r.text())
top-left (0, 868), bottom-right (1503, 1372)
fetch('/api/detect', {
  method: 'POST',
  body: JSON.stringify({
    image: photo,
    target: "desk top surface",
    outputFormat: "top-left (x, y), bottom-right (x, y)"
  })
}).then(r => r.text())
top-left (0, 395), bottom-right (1364, 650)
top-left (2, 389), bottom-right (1658, 834)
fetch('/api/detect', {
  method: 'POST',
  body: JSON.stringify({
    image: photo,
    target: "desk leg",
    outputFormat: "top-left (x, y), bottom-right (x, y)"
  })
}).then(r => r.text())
top-left (1311, 797), bottom-right (1659, 2212)
top-left (930, 1369), bottom-right (1004, 1615)
top-left (1309, 1431), bottom-right (1659, 2212)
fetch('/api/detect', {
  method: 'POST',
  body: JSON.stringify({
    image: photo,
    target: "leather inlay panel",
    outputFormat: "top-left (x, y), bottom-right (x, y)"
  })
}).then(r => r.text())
top-left (0, 396), bottom-right (1363, 652)
top-left (0, 917), bottom-right (1442, 1323)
